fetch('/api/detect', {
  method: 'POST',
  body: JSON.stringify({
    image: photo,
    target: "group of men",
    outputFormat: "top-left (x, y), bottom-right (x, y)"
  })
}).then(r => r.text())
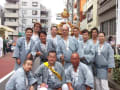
top-left (5, 22), bottom-right (115, 90)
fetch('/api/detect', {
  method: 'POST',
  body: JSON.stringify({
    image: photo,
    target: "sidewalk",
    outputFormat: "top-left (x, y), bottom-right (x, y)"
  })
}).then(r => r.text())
top-left (0, 53), bottom-right (15, 79)
top-left (108, 73), bottom-right (120, 90)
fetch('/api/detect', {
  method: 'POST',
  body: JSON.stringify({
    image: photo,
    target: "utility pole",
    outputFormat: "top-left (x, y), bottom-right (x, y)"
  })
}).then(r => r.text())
top-left (71, 0), bottom-right (74, 24)
top-left (77, 0), bottom-right (80, 27)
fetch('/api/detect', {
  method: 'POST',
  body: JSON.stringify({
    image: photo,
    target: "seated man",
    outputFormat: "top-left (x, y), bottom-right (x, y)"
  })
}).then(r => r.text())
top-left (65, 53), bottom-right (94, 90)
top-left (6, 59), bottom-right (37, 90)
top-left (34, 51), bottom-right (66, 90)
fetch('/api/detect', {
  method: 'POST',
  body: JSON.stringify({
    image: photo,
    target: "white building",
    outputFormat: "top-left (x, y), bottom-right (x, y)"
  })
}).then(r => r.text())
top-left (19, 0), bottom-right (51, 33)
top-left (19, 0), bottom-right (41, 33)
top-left (40, 4), bottom-right (51, 33)
top-left (4, 0), bottom-right (19, 37)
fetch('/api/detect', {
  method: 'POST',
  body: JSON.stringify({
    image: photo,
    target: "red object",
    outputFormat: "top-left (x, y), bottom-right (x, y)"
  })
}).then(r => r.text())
top-left (0, 53), bottom-right (15, 78)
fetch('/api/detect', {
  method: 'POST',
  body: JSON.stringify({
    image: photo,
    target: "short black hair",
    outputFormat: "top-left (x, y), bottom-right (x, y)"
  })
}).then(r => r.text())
top-left (51, 26), bottom-right (58, 31)
top-left (25, 28), bottom-right (33, 33)
top-left (99, 32), bottom-right (106, 36)
top-left (38, 30), bottom-right (47, 37)
top-left (23, 59), bottom-right (33, 64)
top-left (82, 29), bottom-right (89, 34)
top-left (48, 50), bottom-right (56, 56)
top-left (91, 27), bottom-right (99, 34)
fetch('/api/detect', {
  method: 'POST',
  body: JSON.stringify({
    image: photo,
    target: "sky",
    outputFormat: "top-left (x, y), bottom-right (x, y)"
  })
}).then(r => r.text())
top-left (0, 0), bottom-right (66, 24)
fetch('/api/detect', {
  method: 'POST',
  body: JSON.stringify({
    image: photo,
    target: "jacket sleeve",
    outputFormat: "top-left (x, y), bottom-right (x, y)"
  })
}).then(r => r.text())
top-left (108, 45), bottom-right (115, 68)
top-left (12, 38), bottom-right (22, 59)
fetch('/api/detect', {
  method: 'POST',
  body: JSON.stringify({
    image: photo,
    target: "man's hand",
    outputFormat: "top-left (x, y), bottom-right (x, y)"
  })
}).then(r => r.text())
top-left (16, 58), bottom-right (21, 65)
top-left (36, 51), bottom-right (43, 56)
top-left (108, 68), bottom-right (112, 73)
top-left (60, 55), bottom-right (64, 62)
top-left (60, 55), bottom-right (64, 65)
top-left (67, 83), bottom-right (74, 90)
top-left (27, 53), bottom-right (32, 59)
top-left (40, 83), bottom-right (48, 88)
top-left (86, 86), bottom-right (91, 90)
top-left (29, 85), bottom-right (34, 90)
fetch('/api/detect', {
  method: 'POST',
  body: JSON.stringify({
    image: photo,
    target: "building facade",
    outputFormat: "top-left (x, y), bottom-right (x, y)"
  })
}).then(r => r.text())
top-left (98, 0), bottom-right (116, 36)
top-left (19, 0), bottom-right (41, 33)
top-left (4, 0), bottom-right (19, 37)
top-left (19, 0), bottom-right (51, 33)
top-left (80, 0), bottom-right (98, 31)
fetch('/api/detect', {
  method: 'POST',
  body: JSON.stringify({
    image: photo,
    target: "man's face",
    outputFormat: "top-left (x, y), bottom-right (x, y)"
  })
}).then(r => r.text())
top-left (40, 33), bottom-right (46, 43)
top-left (62, 26), bottom-right (69, 36)
top-left (82, 32), bottom-right (89, 41)
top-left (51, 27), bottom-right (57, 36)
top-left (73, 29), bottom-right (79, 36)
top-left (71, 54), bottom-right (80, 68)
top-left (25, 30), bottom-right (33, 38)
top-left (23, 60), bottom-right (33, 72)
top-left (98, 33), bottom-right (105, 43)
top-left (92, 30), bottom-right (98, 38)
top-left (48, 52), bottom-right (56, 65)
top-left (34, 24), bottom-right (41, 32)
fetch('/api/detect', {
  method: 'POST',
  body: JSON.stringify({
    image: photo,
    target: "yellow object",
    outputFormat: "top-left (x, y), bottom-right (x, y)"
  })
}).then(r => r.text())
top-left (44, 62), bottom-right (62, 81)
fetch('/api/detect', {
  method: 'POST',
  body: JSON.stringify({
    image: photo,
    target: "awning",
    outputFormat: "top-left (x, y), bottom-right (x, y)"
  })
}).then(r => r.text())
top-left (0, 25), bottom-right (15, 32)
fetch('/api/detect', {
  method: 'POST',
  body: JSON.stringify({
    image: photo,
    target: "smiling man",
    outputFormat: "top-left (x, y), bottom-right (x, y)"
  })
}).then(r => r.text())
top-left (34, 51), bottom-right (66, 90)
top-left (13, 28), bottom-right (35, 70)
top-left (6, 59), bottom-right (37, 90)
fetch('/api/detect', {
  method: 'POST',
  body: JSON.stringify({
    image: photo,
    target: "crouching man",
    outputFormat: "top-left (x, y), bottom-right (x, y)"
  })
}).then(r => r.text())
top-left (34, 51), bottom-right (66, 90)
top-left (6, 59), bottom-right (37, 90)
top-left (65, 52), bottom-right (94, 90)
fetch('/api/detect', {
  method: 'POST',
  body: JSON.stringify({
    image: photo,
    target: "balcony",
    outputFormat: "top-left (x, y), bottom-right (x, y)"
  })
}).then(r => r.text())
top-left (5, 21), bottom-right (19, 27)
top-left (5, 3), bottom-right (19, 9)
top-left (4, 13), bottom-right (19, 18)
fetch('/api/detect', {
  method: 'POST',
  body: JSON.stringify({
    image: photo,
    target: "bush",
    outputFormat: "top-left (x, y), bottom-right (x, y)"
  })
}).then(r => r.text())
top-left (113, 54), bottom-right (120, 84)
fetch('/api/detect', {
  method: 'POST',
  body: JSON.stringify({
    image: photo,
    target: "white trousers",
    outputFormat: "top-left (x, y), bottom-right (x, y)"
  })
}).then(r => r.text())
top-left (95, 77), bottom-right (109, 90)
top-left (0, 48), bottom-right (2, 57)
top-left (37, 84), bottom-right (69, 90)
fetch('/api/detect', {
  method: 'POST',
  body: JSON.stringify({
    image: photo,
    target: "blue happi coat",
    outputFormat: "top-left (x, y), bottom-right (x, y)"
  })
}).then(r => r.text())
top-left (13, 37), bottom-right (35, 70)
top-left (94, 42), bottom-right (115, 79)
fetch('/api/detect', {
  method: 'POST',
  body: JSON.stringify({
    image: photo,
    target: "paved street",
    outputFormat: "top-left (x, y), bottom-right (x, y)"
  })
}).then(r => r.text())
top-left (0, 53), bottom-right (15, 90)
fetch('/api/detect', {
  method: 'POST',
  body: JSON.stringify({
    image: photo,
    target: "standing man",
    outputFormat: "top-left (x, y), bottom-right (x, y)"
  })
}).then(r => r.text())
top-left (47, 26), bottom-right (61, 50)
top-left (57, 25), bottom-right (78, 70)
top-left (34, 51), bottom-right (66, 90)
top-left (77, 29), bottom-right (95, 71)
top-left (89, 27), bottom-right (99, 46)
top-left (72, 27), bottom-right (83, 43)
top-left (94, 32), bottom-right (115, 90)
top-left (31, 22), bottom-right (41, 43)
top-left (13, 28), bottom-right (34, 70)
top-left (3, 35), bottom-right (7, 55)
top-left (32, 31), bottom-right (55, 64)
top-left (65, 53), bottom-right (94, 90)
top-left (0, 35), bottom-right (3, 57)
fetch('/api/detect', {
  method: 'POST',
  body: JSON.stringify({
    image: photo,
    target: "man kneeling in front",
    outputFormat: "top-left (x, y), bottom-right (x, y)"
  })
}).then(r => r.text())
top-left (34, 51), bottom-right (66, 90)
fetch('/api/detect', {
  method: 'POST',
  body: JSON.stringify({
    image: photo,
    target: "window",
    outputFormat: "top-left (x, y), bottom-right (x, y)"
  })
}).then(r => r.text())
top-left (32, 19), bottom-right (37, 23)
top-left (98, 0), bottom-right (107, 5)
top-left (87, 6), bottom-right (93, 23)
top-left (32, 10), bottom-right (37, 15)
top-left (22, 19), bottom-right (27, 24)
top-left (100, 18), bottom-right (116, 36)
top-left (32, 2), bottom-right (38, 7)
top-left (22, 2), bottom-right (27, 6)
top-left (22, 10), bottom-right (27, 14)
